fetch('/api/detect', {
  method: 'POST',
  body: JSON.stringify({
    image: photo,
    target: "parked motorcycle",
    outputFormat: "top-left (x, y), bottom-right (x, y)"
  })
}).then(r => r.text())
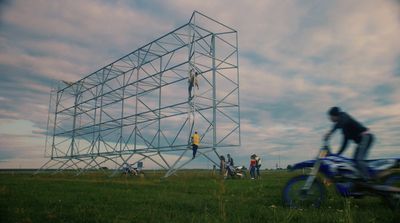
top-left (282, 141), bottom-right (400, 210)
top-left (225, 165), bottom-right (247, 179)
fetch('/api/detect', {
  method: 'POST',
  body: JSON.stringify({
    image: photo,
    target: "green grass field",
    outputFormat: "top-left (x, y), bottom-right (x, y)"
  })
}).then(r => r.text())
top-left (0, 170), bottom-right (398, 223)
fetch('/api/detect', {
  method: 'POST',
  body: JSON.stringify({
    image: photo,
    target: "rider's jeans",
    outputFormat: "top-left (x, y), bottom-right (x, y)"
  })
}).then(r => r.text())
top-left (250, 166), bottom-right (256, 179)
top-left (354, 133), bottom-right (374, 179)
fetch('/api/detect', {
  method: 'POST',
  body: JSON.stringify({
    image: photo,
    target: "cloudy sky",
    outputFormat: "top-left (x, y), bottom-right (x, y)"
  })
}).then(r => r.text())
top-left (0, 0), bottom-right (399, 169)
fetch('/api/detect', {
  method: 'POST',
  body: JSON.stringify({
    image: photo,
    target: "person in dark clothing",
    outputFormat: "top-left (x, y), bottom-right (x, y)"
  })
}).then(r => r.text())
top-left (254, 154), bottom-right (262, 179)
top-left (324, 107), bottom-right (374, 180)
top-left (219, 155), bottom-right (226, 176)
top-left (226, 154), bottom-right (234, 176)
top-left (188, 69), bottom-right (199, 100)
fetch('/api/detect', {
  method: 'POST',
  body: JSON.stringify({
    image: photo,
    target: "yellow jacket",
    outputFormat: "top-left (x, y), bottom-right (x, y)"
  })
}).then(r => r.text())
top-left (192, 133), bottom-right (200, 145)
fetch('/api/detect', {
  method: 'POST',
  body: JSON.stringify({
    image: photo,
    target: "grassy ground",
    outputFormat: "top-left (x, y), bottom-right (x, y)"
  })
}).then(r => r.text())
top-left (0, 170), bottom-right (398, 223)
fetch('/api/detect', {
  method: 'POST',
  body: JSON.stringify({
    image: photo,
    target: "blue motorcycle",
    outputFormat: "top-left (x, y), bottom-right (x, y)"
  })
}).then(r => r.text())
top-left (282, 141), bottom-right (400, 210)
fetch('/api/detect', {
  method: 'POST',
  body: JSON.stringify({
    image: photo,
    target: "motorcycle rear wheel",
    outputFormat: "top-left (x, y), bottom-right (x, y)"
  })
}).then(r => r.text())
top-left (383, 173), bottom-right (400, 211)
top-left (282, 175), bottom-right (325, 208)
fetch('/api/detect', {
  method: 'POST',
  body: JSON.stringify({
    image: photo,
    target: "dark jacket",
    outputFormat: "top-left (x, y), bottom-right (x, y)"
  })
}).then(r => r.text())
top-left (331, 112), bottom-right (368, 154)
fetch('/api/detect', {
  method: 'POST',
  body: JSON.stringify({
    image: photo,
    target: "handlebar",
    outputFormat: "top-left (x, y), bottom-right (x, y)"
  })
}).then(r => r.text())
top-left (319, 139), bottom-right (332, 158)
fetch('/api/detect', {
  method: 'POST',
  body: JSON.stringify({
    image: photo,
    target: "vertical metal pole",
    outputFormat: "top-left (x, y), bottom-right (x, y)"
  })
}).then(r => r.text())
top-left (158, 58), bottom-right (162, 150)
top-left (120, 73), bottom-right (126, 152)
top-left (192, 12), bottom-right (196, 126)
top-left (51, 90), bottom-right (60, 159)
top-left (44, 88), bottom-right (53, 157)
top-left (91, 84), bottom-right (99, 154)
top-left (188, 13), bottom-right (196, 144)
top-left (236, 31), bottom-right (241, 146)
top-left (134, 52), bottom-right (140, 151)
top-left (97, 72), bottom-right (105, 155)
top-left (188, 19), bottom-right (193, 138)
top-left (70, 86), bottom-right (79, 157)
top-left (211, 34), bottom-right (217, 150)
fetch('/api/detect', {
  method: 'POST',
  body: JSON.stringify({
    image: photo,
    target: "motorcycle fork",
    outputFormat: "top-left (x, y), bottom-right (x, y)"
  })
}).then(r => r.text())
top-left (302, 159), bottom-right (322, 191)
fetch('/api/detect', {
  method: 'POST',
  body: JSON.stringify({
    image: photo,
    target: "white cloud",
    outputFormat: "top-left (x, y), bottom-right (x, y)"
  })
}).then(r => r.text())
top-left (0, 0), bottom-right (174, 82)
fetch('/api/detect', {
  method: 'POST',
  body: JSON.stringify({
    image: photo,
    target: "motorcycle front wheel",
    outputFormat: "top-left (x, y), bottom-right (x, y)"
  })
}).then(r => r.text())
top-left (282, 175), bottom-right (326, 208)
top-left (383, 172), bottom-right (400, 211)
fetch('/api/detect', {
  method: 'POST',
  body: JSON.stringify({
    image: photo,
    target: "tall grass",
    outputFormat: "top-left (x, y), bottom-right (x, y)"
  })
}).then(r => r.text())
top-left (0, 171), bottom-right (398, 223)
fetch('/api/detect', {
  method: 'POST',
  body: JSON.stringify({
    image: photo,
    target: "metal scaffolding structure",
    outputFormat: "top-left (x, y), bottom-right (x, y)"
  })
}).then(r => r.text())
top-left (37, 11), bottom-right (240, 177)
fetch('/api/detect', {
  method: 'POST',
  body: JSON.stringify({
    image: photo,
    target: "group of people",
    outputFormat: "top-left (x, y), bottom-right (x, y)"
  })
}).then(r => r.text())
top-left (218, 153), bottom-right (262, 179)
top-left (219, 154), bottom-right (235, 177)
top-left (191, 126), bottom-right (265, 180)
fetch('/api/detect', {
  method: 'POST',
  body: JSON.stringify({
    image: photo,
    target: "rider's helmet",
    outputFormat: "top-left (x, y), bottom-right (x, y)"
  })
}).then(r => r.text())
top-left (328, 107), bottom-right (341, 117)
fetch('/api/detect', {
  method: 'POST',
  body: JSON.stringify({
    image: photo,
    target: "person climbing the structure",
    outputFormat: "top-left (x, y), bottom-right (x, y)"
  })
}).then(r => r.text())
top-left (188, 69), bottom-right (199, 100)
top-left (191, 131), bottom-right (200, 159)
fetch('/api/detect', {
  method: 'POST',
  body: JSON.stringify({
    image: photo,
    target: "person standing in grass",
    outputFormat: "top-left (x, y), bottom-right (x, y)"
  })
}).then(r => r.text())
top-left (226, 154), bottom-right (234, 176)
top-left (219, 155), bottom-right (226, 176)
top-left (254, 154), bottom-right (262, 179)
top-left (227, 154), bottom-right (234, 166)
top-left (249, 154), bottom-right (257, 180)
top-left (191, 131), bottom-right (200, 159)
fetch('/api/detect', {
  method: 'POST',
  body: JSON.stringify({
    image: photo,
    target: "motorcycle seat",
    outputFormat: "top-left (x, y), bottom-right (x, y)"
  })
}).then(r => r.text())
top-left (367, 159), bottom-right (397, 171)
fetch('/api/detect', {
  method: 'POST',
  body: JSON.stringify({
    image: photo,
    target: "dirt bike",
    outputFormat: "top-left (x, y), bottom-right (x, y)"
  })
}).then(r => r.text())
top-left (282, 141), bottom-right (400, 210)
top-left (225, 165), bottom-right (247, 179)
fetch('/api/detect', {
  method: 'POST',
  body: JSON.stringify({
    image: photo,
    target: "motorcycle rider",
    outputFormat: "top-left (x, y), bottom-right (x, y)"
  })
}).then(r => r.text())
top-left (324, 107), bottom-right (374, 181)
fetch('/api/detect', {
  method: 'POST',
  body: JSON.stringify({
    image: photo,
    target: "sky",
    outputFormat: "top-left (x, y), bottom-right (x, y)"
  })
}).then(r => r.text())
top-left (0, 0), bottom-right (400, 169)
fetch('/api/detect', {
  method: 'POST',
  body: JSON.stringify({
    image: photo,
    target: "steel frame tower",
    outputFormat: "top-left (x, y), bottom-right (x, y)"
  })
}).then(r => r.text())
top-left (37, 11), bottom-right (240, 177)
